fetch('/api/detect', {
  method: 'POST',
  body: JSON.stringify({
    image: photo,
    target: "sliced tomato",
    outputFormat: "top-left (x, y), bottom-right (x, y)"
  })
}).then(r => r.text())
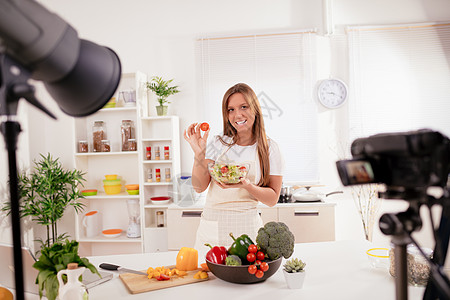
top-left (156, 274), bottom-right (170, 281)
top-left (221, 166), bottom-right (228, 174)
top-left (239, 166), bottom-right (247, 171)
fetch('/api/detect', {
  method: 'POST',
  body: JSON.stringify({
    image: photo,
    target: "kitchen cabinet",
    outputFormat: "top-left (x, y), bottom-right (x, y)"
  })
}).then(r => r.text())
top-left (166, 207), bottom-right (202, 250)
top-left (73, 72), bottom-right (149, 256)
top-left (277, 204), bottom-right (335, 243)
top-left (165, 203), bottom-right (336, 250)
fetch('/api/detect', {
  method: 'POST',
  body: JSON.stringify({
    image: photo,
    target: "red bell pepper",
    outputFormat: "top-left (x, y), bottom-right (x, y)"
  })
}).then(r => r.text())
top-left (205, 243), bottom-right (228, 264)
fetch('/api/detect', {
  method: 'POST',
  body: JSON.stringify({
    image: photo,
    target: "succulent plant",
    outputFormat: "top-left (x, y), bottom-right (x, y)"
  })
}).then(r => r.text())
top-left (283, 258), bottom-right (306, 273)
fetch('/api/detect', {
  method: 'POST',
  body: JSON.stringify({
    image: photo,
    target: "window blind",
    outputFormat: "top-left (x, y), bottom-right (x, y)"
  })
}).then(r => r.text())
top-left (347, 22), bottom-right (450, 143)
top-left (197, 31), bottom-right (319, 182)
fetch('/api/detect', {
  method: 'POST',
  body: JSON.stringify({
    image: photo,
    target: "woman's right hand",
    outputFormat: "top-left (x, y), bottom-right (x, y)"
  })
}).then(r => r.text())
top-left (184, 123), bottom-right (210, 157)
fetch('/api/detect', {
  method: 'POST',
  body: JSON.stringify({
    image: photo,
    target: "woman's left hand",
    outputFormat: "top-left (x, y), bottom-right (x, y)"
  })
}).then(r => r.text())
top-left (216, 177), bottom-right (251, 190)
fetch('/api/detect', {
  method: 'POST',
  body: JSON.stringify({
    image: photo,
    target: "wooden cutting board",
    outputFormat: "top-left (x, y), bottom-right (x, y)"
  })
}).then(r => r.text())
top-left (119, 266), bottom-right (209, 294)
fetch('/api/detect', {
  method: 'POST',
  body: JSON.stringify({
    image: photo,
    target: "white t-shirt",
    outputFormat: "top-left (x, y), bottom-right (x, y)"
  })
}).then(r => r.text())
top-left (205, 135), bottom-right (285, 183)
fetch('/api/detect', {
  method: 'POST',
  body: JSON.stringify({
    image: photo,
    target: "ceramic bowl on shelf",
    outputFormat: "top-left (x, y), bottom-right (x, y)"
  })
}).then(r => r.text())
top-left (103, 179), bottom-right (121, 186)
top-left (104, 185), bottom-right (122, 195)
top-left (126, 189), bottom-right (139, 195)
top-left (206, 257), bottom-right (282, 284)
top-left (150, 196), bottom-right (171, 205)
top-left (208, 162), bottom-right (250, 184)
top-left (104, 174), bottom-right (118, 181)
top-left (102, 229), bottom-right (122, 238)
top-left (81, 189), bottom-right (97, 196)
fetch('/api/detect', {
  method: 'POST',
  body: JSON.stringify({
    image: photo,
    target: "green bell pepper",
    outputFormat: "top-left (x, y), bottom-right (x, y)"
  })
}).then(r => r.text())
top-left (228, 232), bottom-right (254, 263)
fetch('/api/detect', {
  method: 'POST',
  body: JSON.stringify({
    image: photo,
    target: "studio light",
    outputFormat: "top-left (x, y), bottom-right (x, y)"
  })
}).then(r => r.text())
top-left (0, 1), bottom-right (122, 299)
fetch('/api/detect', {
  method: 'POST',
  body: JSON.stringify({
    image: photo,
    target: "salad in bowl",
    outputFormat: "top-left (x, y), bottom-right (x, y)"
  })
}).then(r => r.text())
top-left (208, 162), bottom-right (250, 184)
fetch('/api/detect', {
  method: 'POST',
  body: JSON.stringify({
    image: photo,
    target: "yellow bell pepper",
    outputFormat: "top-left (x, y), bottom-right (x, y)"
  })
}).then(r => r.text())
top-left (176, 247), bottom-right (198, 271)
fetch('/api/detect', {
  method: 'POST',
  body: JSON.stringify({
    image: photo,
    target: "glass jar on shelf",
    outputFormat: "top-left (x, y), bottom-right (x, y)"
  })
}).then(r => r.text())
top-left (101, 140), bottom-right (111, 152)
top-left (155, 146), bottom-right (160, 160)
top-left (164, 146), bottom-right (170, 160)
top-left (121, 120), bottom-right (134, 151)
top-left (147, 168), bottom-right (153, 183)
top-left (78, 140), bottom-right (88, 153)
top-left (92, 121), bottom-right (106, 152)
top-left (165, 168), bottom-right (171, 182)
top-left (156, 211), bottom-right (165, 227)
top-left (146, 147), bottom-right (152, 160)
top-left (128, 139), bottom-right (137, 151)
top-left (155, 168), bottom-right (161, 182)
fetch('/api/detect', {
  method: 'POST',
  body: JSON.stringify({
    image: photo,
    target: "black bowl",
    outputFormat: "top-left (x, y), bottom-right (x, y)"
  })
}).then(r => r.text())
top-left (205, 257), bottom-right (282, 284)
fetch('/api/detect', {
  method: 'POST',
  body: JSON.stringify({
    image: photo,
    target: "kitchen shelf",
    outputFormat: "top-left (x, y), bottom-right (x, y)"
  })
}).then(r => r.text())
top-left (73, 71), bottom-right (148, 256)
top-left (75, 151), bottom-right (138, 157)
top-left (143, 182), bottom-right (173, 186)
top-left (78, 236), bottom-right (143, 243)
top-left (83, 193), bottom-right (140, 199)
top-left (142, 160), bottom-right (173, 164)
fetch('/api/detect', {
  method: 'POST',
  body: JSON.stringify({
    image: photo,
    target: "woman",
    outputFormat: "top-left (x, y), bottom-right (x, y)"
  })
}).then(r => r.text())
top-left (184, 83), bottom-right (284, 249)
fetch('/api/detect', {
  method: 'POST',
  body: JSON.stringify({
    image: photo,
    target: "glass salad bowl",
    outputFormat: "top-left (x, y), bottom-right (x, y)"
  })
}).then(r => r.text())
top-left (208, 162), bottom-right (250, 184)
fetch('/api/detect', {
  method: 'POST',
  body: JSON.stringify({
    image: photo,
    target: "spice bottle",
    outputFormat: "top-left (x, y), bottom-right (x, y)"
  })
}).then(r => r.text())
top-left (128, 139), bottom-right (137, 151)
top-left (121, 120), bottom-right (134, 151)
top-left (155, 146), bottom-right (160, 160)
top-left (156, 211), bottom-right (165, 227)
top-left (164, 146), bottom-right (170, 160)
top-left (78, 140), bottom-right (88, 153)
top-left (165, 168), bottom-right (171, 182)
top-left (92, 121), bottom-right (106, 152)
top-left (155, 168), bottom-right (161, 182)
top-left (101, 140), bottom-right (111, 152)
top-left (147, 168), bottom-right (153, 182)
top-left (146, 147), bottom-right (152, 160)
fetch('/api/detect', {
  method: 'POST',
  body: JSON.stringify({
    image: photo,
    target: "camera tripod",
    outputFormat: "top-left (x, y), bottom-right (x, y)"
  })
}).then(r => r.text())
top-left (379, 190), bottom-right (450, 300)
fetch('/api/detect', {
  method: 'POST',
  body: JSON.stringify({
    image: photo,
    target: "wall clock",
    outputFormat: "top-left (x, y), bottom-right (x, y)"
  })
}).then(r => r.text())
top-left (317, 78), bottom-right (348, 108)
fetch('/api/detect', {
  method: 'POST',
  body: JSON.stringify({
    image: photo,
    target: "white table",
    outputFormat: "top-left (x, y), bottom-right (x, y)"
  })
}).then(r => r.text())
top-left (24, 240), bottom-right (426, 300)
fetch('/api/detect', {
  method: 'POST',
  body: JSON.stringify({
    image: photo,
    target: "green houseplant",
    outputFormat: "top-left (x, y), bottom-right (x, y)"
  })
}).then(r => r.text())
top-left (2, 153), bottom-right (86, 247)
top-left (33, 239), bottom-right (99, 300)
top-left (145, 76), bottom-right (180, 116)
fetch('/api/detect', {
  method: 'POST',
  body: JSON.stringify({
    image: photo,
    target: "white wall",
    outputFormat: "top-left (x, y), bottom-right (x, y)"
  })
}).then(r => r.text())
top-left (2, 0), bottom-right (450, 255)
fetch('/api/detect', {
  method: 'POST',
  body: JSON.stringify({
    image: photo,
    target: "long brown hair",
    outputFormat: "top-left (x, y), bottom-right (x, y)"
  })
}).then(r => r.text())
top-left (219, 83), bottom-right (270, 187)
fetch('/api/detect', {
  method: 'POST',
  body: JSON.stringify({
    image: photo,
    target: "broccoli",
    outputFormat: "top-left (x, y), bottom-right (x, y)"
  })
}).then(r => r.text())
top-left (256, 221), bottom-right (295, 260)
top-left (225, 255), bottom-right (242, 266)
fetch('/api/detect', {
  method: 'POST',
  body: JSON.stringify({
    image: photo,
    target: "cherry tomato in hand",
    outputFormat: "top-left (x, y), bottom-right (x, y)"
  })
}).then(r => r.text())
top-left (248, 265), bottom-right (257, 275)
top-left (260, 262), bottom-right (269, 272)
top-left (200, 122), bottom-right (210, 131)
top-left (256, 251), bottom-right (265, 261)
top-left (248, 244), bottom-right (257, 253)
top-left (246, 252), bottom-right (256, 263)
top-left (255, 270), bottom-right (264, 278)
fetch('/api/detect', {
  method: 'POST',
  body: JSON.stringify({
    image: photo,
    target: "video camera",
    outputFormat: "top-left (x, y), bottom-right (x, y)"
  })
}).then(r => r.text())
top-left (336, 129), bottom-right (450, 300)
top-left (336, 129), bottom-right (450, 200)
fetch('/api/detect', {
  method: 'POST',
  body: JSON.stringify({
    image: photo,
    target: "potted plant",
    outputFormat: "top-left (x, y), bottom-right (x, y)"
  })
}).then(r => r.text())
top-left (145, 76), bottom-right (180, 116)
top-left (2, 153), bottom-right (86, 247)
top-left (33, 239), bottom-right (99, 300)
top-left (283, 257), bottom-right (306, 289)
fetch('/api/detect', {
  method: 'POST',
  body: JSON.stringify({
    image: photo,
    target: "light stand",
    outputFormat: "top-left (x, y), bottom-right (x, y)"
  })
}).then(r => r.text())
top-left (1, 54), bottom-right (57, 300)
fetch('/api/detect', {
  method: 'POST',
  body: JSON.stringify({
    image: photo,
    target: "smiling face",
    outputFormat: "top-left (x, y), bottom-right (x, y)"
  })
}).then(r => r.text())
top-left (227, 92), bottom-right (256, 136)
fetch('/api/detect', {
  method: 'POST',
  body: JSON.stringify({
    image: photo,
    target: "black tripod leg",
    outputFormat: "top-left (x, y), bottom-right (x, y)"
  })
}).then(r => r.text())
top-left (1, 120), bottom-right (25, 300)
top-left (423, 204), bottom-right (450, 300)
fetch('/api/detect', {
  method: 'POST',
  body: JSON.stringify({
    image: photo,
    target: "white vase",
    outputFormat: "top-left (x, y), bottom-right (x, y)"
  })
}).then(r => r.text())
top-left (283, 269), bottom-right (306, 289)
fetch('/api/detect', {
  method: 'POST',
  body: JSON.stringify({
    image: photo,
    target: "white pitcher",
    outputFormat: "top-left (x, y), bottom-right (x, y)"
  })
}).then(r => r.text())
top-left (82, 211), bottom-right (101, 238)
top-left (57, 263), bottom-right (88, 300)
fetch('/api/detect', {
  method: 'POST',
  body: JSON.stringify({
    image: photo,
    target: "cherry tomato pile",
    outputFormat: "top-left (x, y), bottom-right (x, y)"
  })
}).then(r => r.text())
top-left (246, 244), bottom-right (269, 278)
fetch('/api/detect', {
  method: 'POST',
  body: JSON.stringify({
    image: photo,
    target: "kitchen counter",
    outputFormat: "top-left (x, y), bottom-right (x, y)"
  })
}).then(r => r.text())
top-left (22, 240), bottom-right (425, 299)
